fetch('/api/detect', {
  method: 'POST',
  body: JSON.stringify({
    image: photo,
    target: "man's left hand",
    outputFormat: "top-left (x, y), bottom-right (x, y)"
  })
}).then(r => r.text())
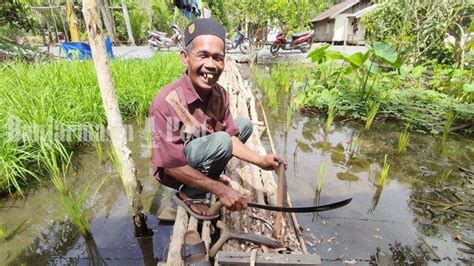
top-left (257, 154), bottom-right (287, 171)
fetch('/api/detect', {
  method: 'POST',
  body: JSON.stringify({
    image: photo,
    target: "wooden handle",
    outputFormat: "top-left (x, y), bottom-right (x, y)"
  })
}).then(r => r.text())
top-left (209, 201), bottom-right (224, 215)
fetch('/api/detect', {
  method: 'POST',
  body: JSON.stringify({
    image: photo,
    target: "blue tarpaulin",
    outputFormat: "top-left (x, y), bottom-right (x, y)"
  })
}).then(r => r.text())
top-left (61, 37), bottom-right (114, 59)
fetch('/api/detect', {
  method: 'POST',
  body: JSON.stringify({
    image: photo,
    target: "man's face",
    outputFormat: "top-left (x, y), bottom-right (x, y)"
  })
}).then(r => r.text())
top-left (181, 35), bottom-right (225, 93)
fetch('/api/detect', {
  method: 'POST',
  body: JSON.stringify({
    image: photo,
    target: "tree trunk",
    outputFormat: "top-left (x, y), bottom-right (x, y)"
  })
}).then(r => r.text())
top-left (121, 0), bottom-right (136, 46)
top-left (102, 0), bottom-right (118, 42)
top-left (97, 0), bottom-right (119, 44)
top-left (66, 0), bottom-right (80, 41)
top-left (82, 0), bottom-right (150, 237)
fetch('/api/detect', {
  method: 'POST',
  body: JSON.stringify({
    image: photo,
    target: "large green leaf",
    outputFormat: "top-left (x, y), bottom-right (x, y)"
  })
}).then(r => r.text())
top-left (348, 52), bottom-right (370, 68)
top-left (463, 83), bottom-right (474, 93)
top-left (307, 44), bottom-right (330, 63)
top-left (373, 42), bottom-right (398, 64)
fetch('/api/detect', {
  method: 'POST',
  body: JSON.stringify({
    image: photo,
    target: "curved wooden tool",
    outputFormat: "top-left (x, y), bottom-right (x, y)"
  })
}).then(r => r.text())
top-left (209, 220), bottom-right (282, 257)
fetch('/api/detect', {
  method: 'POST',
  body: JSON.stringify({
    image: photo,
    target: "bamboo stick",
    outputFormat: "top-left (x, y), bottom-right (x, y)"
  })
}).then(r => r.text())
top-left (256, 97), bottom-right (308, 254)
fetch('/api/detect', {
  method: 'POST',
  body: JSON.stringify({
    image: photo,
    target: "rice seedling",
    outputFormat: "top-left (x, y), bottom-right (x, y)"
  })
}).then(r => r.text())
top-left (441, 110), bottom-right (456, 153)
top-left (0, 225), bottom-right (5, 239)
top-left (316, 163), bottom-right (327, 194)
top-left (0, 54), bottom-right (183, 193)
top-left (397, 127), bottom-right (410, 154)
top-left (61, 189), bottom-right (91, 237)
top-left (438, 169), bottom-right (453, 186)
top-left (108, 148), bottom-right (122, 176)
top-left (325, 97), bottom-right (338, 134)
top-left (378, 155), bottom-right (390, 188)
top-left (364, 102), bottom-right (380, 131)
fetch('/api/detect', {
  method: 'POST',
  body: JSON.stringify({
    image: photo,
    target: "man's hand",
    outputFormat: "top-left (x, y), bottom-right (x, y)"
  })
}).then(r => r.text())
top-left (257, 154), bottom-right (287, 171)
top-left (215, 185), bottom-right (248, 211)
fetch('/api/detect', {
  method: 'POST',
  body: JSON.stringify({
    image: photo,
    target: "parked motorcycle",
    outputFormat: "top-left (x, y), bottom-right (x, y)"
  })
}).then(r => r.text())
top-left (225, 30), bottom-right (251, 54)
top-left (270, 30), bottom-right (314, 54)
top-left (148, 24), bottom-right (182, 50)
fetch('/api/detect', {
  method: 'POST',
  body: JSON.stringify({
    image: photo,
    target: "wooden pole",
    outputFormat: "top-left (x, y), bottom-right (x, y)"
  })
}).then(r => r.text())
top-left (101, 0), bottom-right (118, 43)
top-left (97, 0), bottom-right (118, 43)
top-left (121, 0), bottom-right (136, 46)
top-left (48, 0), bottom-right (60, 43)
top-left (82, 0), bottom-right (150, 237)
top-left (66, 0), bottom-right (80, 41)
top-left (58, 6), bottom-right (70, 42)
top-left (256, 97), bottom-right (308, 253)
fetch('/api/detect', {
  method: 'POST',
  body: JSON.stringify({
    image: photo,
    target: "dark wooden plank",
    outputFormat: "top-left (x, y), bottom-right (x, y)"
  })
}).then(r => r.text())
top-left (217, 251), bottom-right (321, 265)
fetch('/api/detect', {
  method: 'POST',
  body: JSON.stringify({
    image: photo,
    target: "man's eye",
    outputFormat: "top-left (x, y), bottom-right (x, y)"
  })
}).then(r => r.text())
top-left (198, 53), bottom-right (207, 58)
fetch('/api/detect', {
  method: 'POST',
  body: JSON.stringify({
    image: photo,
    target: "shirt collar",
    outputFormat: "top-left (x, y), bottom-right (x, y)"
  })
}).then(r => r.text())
top-left (181, 74), bottom-right (217, 105)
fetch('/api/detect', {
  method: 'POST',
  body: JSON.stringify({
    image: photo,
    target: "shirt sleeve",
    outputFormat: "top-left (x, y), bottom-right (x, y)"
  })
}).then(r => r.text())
top-left (223, 92), bottom-right (239, 137)
top-left (150, 106), bottom-right (187, 169)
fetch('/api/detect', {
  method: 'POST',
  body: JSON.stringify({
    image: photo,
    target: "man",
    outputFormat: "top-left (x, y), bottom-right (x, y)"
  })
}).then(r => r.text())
top-left (150, 18), bottom-right (284, 219)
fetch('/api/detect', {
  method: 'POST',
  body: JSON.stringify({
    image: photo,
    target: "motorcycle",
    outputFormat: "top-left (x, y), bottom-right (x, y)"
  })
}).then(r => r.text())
top-left (225, 31), bottom-right (251, 54)
top-left (148, 24), bottom-right (182, 50)
top-left (270, 30), bottom-right (314, 55)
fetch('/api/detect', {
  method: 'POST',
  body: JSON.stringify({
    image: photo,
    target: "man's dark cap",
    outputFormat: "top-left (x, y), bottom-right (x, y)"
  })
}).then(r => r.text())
top-left (184, 18), bottom-right (226, 47)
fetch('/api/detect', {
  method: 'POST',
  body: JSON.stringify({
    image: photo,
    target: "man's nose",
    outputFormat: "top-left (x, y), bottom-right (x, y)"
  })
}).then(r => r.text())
top-left (203, 57), bottom-right (217, 71)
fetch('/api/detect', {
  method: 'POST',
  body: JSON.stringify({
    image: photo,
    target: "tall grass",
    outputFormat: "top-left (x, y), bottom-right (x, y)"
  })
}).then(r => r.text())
top-left (397, 127), bottom-right (410, 154)
top-left (0, 54), bottom-right (182, 193)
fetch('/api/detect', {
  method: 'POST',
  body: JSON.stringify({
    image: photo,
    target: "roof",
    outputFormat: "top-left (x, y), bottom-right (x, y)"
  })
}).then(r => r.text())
top-left (348, 4), bottom-right (378, 18)
top-left (310, 0), bottom-right (359, 23)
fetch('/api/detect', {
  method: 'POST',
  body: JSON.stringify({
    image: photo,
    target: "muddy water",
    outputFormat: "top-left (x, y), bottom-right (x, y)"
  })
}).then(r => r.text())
top-left (0, 127), bottom-right (175, 265)
top-left (249, 75), bottom-right (474, 263)
top-left (1, 71), bottom-right (473, 265)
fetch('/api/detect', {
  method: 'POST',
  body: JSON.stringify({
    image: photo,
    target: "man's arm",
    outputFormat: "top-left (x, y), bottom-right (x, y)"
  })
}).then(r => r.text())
top-left (164, 165), bottom-right (247, 211)
top-left (231, 136), bottom-right (284, 170)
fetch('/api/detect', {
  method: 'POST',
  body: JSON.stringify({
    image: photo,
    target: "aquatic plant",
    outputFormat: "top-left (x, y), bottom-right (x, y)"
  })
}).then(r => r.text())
top-left (441, 110), bottom-right (456, 153)
top-left (364, 102), bottom-right (380, 131)
top-left (324, 96), bottom-right (338, 134)
top-left (438, 169), bottom-right (453, 186)
top-left (316, 163), bottom-right (327, 194)
top-left (397, 127), bottom-right (410, 154)
top-left (0, 54), bottom-right (182, 193)
top-left (108, 148), bottom-right (122, 176)
top-left (378, 155), bottom-right (390, 188)
top-left (60, 189), bottom-right (91, 237)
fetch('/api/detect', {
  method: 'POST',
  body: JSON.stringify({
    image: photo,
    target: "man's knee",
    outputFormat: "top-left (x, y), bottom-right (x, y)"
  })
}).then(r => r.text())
top-left (234, 117), bottom-right (253, 143)
top-left (210, 131), bottom-right (232, 159)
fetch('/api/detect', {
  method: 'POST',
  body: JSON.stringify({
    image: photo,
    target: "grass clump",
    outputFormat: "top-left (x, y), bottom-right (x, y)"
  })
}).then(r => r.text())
top-left (0, 54), bottom-right (183, 193)
top-left (441, 110), bottom-right (456, 153)
top-left (325, 96), bottom-right (338, 134)
top-left (364, 102), bottom-right (380, 131)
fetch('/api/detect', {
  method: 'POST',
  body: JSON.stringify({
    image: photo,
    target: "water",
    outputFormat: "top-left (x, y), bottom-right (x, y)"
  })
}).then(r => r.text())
top-left (255, 78), bottom-right (474, 263)
top-left (0, 127), bottom-right (175, 265)
top-left (1, 67), bottom-right (473, 265)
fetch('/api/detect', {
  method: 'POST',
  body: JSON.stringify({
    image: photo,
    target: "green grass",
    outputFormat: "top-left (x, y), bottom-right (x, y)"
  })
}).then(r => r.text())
top-left (397, 127), bottom-right (410, 154)
top-left (0, 54), bottom-right (183, 193)
top-left (316, 163), bottom-right (327, 193)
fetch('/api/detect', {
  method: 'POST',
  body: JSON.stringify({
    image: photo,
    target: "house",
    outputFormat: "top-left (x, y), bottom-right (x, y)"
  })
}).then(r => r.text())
top-left (310, 0), bottom-right (376, 45)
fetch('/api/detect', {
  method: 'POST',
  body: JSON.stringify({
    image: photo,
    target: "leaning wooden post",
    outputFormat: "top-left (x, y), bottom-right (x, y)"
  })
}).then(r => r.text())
top-left (82, 0), bottom-right (150, 237)
top-left (66, 0), bottom-right (80, 41)
top-left (121, 0), bottom-right (136, 46)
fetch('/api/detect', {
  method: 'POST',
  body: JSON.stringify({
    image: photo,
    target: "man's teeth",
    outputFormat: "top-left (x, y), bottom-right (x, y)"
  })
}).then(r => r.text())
top-left (204, 73), bottom-right (214, 79)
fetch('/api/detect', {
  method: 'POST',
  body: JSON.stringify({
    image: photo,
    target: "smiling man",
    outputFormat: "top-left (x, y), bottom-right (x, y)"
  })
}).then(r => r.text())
top-left (150, 18), bottom-right (284, 219)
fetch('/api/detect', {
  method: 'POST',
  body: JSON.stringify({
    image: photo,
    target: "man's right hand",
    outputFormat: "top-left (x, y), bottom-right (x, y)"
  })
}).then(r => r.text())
top-left (215, 185), bottom-right (248, 212)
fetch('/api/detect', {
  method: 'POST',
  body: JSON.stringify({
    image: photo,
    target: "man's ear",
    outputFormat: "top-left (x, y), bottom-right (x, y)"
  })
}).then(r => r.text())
top-left (180, 50), bottom-right (189, 69)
